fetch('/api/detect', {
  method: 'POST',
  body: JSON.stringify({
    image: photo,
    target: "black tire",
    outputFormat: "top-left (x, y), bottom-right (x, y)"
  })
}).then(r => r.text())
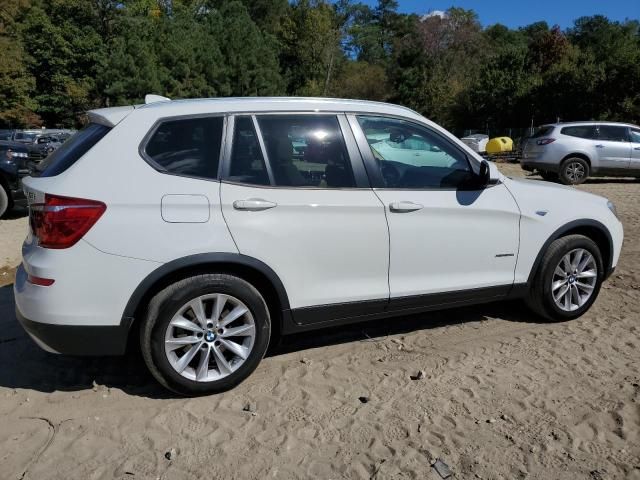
top-left (559, 157), bottom-right (589, 185)
top-left (539, 171), bottom-right (558, 182)
top-left (140, 274), bottom-right (271, 396)
top-left (0, 185), bottom-right (9, 218)
top-left (526, 234), bottom-right (604, 321)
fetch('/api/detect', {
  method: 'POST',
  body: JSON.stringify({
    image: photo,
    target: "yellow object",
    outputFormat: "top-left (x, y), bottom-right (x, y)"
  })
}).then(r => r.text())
top-left (486, 136), bottom-right (513, 153)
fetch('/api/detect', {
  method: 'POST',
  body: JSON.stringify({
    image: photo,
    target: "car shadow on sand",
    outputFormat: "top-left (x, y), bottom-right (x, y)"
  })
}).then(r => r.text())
top-left (523, 172), bottom-right (640, 185)
top-left (0, 282), bottom-right (548, 399)
top-left (2, 205), bottom-right (29, 219)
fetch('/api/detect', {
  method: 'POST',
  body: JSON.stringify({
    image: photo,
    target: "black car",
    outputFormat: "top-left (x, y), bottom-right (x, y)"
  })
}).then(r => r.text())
top-left (0, 140), bottom-right (31, 217)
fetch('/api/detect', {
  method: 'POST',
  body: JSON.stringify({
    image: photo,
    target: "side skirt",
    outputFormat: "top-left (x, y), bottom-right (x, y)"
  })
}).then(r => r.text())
top-left (282, 284), bottom-right (527, 334)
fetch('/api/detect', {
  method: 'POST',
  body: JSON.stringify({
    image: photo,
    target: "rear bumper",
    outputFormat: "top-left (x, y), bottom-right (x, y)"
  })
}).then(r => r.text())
top-left (16, 304), bottom-right (132, 355)
top-left (13, 240), bottom-right (160, 356)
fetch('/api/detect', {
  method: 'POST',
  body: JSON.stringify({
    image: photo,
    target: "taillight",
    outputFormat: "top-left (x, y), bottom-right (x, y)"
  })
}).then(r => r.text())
top-left (536, 138), bottom-right (556, 145)
top-left (27, 274), bottom-right (55, 286)
top-left (30, 194), bottom-right (106, 249)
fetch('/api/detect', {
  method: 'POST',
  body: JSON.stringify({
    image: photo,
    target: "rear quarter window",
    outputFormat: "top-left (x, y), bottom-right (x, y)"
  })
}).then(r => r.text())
top-left (560, 125), bottom-right (597, 139)
top-left (37, 123), bottom-right (111, 177)
top-left (144, 116), bottom-right (223, 180)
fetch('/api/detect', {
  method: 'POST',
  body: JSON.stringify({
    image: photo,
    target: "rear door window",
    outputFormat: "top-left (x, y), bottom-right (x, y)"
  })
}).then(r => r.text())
top-left (226, 116), bottom-right (270, 186)
top-left (145, 116), bottom-right (223, 179)
top-left (597, 125), bottom-right (629, 142)
top-left (256, 115), bottom-right (356, 188)
top-left (37, 123), bottom-right (111, 177)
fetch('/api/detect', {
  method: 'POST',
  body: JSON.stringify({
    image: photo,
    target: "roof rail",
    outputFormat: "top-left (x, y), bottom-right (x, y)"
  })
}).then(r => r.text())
top-left (144, 94), bottom-right (171, 105)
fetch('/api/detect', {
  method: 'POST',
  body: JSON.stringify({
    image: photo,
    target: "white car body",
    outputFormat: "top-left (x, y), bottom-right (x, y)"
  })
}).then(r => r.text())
top-left (14, 97), bottom-right (623, 360)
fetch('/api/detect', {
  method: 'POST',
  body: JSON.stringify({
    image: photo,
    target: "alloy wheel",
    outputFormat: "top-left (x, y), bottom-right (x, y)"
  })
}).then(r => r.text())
top-left (565, 162), bottom-right (585, 183)
top-left (551, 248), bottom-right (598, 312)
top-left (164, 294), bottom-right (256, 382)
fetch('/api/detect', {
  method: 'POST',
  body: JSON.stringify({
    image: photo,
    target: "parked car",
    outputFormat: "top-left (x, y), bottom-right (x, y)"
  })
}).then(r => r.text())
top-left (12, 130), bottom-right (71, 161)
top-left (15, 97), bottom-right (623, 395)
top-left (0, 129), bottom-right (15, 141)
top-left (460, 133), bottom-right (489, 153)
top-left (521, 121), bottom-right (640, 184)
top-left (0, 141), bottom-right (31, 217)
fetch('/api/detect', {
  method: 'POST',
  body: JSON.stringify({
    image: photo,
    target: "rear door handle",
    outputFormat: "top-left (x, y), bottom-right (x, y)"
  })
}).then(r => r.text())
top-left (595, 144), bottom-right (604, 148)
top-left (233, 198), bottom-right (277, 211)
top-left (389, 201), bottom-right (424, 213)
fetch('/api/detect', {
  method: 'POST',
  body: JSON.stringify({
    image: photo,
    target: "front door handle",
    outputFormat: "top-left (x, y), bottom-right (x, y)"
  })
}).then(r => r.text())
top-left (595, 144), bottom-right (605, 148)
top-left (233, 198), bottom-right (277, 211)
top-left (389, 201), bottom-right (424, 213)
top-left (634, 147), bottom-right (640, 151)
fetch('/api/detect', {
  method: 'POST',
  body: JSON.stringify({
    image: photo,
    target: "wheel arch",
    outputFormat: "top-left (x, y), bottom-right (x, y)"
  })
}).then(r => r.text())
top-left (560, 152), bottom-right (591, 167)
top-left (121, 253), bottom-right (291, 343)
top-left (526, 219), bottom-right (614, 285)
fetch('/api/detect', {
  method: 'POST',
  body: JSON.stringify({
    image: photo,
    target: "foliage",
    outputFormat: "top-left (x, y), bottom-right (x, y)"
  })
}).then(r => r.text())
top-left (0, 0), bottom-right (638, 132)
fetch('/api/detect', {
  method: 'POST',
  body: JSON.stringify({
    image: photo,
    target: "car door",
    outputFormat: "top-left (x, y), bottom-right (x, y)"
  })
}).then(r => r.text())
top-left (629, 127), bottom-right (640, 174)
top-left (348, 114), bottom-right (520, 305)
top-left (220, 113), bottom-right (390, 323)
top-left (594, 124), bottom-right (631, 171)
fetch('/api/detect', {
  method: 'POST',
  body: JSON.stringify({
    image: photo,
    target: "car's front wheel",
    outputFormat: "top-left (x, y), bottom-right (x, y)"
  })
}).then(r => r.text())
top-left (526, 234), bottom-right (603, 321)
top-left (559, 157), bottom-right (589, 185)
top-left (141, 274), bottom-right (271, 395)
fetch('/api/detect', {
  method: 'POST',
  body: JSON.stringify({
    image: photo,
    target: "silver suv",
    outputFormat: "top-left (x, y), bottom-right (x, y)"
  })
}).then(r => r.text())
top-left (521, 122), bottom-right (640, 185)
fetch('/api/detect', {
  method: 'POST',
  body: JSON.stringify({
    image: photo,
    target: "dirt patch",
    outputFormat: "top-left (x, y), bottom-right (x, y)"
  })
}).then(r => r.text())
top-left (0, 265), bottom-right (16, 287)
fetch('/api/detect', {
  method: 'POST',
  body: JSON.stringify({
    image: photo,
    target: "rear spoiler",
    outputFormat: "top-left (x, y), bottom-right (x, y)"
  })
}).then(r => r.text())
top-left (87, 106), bottom-right (135, 127)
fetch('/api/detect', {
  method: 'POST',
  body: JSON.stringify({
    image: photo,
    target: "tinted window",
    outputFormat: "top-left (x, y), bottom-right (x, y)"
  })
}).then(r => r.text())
top-left (37, 123), bottom-right (111, 177)
top-left (597, 125), bottom-right (628, 142)
top-left (531, 126), bottom-right (554, 138)
top-left (13, 131), bottom-right (37, 142)
top-left (630, 128), bottom-right (640, 143)
top-left (357, 115), bottom-right (473, 189)
top-left (561, 125), bottom-right (596, 139)
top-left (257, 115), bottom-right (356, 188)
top-left (145, 116), bottom-right (223, 179)
top-left (227, 116), bottom-right (270, 185)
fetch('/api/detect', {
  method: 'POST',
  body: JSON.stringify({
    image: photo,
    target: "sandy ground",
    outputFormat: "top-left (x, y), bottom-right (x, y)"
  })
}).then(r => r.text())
top-left (0, 164), bottom-right (638, 480)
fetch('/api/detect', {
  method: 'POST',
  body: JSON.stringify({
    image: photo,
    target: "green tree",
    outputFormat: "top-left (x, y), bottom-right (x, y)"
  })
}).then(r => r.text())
top-left (279, 0), bottom-right (343, 95)
top-left (20, 0), bottom-right (107, 126)
top-left (0, 0), bottom-right (38, 127)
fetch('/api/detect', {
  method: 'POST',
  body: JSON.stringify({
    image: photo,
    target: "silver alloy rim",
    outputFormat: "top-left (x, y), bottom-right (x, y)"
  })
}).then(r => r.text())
top-left (164, 294), bottom-right (256, 382)
top-left (565, 162), bottom-right (585, 182)
top-left (551, 248), bottom-right (598, 312)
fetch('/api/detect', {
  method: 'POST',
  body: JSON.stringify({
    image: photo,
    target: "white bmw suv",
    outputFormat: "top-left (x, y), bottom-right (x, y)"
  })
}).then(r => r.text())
top-left (15, 97), bottom-right (623, 395)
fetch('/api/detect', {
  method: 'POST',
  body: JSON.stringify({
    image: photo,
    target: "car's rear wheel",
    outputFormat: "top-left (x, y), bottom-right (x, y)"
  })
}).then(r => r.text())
top-left (559, 157), bottom-right (589, 185)
top-left (526, 234), bottom-right (603, 321)
top-left (141, 274), bottom-right (271, 395)
top-left (0, 185), bottom-right (9, 218)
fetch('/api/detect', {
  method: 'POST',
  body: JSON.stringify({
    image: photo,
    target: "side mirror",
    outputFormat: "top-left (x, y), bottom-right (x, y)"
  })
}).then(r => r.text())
top-left (477, 160), bottom-right (491, 187)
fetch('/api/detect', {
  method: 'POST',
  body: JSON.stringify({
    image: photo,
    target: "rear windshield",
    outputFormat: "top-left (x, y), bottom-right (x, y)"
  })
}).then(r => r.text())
top-left (35, 123), bottom-right (111, 177)
top-left (531, 126), bottom-right (554, 138)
